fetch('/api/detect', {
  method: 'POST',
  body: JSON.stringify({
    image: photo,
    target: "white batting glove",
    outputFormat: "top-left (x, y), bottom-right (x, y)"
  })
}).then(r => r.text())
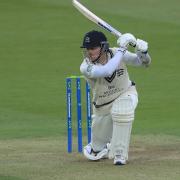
top-left (117, 33), bottom-right (136, 49)
top-left (135, 39), bottom-right (151, 67)
top-left (135, 39), bottom-right (148, 53)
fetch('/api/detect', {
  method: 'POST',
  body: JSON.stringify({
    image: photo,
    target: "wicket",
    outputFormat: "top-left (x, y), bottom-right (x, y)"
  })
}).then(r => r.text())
top-left (66, 76), bottom-right (91, 153)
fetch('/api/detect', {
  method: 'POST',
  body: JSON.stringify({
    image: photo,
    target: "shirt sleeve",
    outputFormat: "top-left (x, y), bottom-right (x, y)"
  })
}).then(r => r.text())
top-left (80, 50), bottom-right (125, 78)
top-left (123, 50), bottom-right (151, 67)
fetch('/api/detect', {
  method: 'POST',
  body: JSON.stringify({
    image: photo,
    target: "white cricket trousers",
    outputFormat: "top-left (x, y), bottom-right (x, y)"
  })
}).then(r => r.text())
top-left (91, 85), bottom-right (138, 152)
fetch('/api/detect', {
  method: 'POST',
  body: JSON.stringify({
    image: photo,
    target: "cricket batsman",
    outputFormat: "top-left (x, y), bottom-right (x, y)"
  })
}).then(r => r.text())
top-left (80, 30), bottom-right (151, 165)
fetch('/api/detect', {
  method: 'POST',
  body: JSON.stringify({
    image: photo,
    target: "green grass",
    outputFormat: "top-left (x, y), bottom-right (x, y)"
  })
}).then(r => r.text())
top-left (0, 0), bottom-right (180, 179)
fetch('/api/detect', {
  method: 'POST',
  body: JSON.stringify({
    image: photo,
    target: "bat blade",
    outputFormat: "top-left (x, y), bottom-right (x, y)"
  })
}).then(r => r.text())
top-left (72, 0), bottom-right (122, 37)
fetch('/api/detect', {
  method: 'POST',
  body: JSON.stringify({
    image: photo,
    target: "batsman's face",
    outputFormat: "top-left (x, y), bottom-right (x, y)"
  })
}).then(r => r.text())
top-left (86, 47), bottom-right (101, 62)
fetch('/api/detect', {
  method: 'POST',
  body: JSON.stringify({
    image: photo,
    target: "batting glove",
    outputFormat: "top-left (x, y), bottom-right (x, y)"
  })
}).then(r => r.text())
top-left (117, 33), bottom-right (136, 49)
top-left (135, 39), bottom-right (148, 53)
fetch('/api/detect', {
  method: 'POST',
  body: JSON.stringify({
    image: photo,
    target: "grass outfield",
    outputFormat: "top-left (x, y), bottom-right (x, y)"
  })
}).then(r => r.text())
top-left (0, 0), bottom-right (180, 179)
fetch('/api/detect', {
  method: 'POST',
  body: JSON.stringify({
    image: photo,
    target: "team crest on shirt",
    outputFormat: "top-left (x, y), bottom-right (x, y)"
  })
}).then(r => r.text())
top-left (104, 69), bottom-right (124, 83)
top-left (116, 69), bottom-right (124, 76)
top-left (104, 71), bottom-right (116, 83)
